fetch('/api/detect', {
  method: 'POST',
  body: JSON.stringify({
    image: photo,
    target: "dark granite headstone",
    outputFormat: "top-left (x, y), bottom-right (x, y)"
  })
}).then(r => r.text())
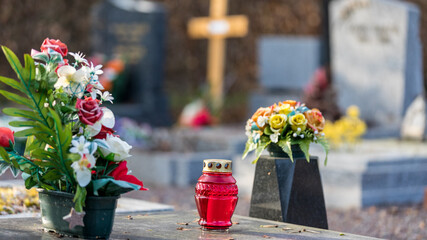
top-left (92, 0), bottom-right (171, 126)
top-left (249, 156), bottom-right (328, 229)
top-left (250, 37), bottom-right (321, 115)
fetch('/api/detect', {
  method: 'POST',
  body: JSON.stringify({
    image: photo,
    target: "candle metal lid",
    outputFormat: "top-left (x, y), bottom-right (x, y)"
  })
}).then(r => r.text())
top-left (203, 159), bottom-right (232, 173)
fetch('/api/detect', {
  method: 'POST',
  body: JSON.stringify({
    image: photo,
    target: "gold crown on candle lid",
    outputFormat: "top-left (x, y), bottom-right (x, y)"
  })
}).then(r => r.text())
top-left (203, 159), bottom-right (232, 173)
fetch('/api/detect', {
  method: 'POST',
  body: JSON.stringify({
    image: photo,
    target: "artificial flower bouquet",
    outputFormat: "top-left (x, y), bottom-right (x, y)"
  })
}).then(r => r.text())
top-left (0, 38), bottom-right (146, 223)
top-left (242, 100), bottom-right (329, 164)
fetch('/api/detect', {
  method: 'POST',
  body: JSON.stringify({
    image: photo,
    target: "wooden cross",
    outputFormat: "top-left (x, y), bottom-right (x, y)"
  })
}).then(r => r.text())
top-left (188, 0), bottom-right (248, 112)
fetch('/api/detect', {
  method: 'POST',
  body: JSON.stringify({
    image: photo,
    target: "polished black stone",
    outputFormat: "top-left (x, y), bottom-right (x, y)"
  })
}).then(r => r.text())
top-left (250, 155), bottom-right (328, 229)
top-left (91, 0), bottom-right (171, 126)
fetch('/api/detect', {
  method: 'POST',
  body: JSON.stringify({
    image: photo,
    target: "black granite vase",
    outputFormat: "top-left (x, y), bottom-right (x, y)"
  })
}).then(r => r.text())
top-left (249, 144), bottom-right (328, 229)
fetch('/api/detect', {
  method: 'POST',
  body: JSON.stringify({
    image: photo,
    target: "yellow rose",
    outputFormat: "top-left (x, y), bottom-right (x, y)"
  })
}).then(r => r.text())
top-left (277, 104), bottom-right (293, 115)
top-left (289, 113), bottom-right (307, 131)
top-left (269, 114), bottom-right (287, 131)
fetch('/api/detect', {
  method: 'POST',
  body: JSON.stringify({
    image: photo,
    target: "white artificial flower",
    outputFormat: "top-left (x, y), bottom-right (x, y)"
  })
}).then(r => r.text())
top-left (85, 122), bottom-right (102, 138)
top-left (257, 116), bottom-right (267, 128)
top-left (71, 154), bottom-right (96, 187)
top-left (89, 63), bottom-right (103, 81)
top-left (70, 136), bottom-right (90, 156)
top-left (270, 132), bottom-right (280, 143)
top-left (100, 91), bottom-right (114, 104)
top-left (99, 135), bottom-right (132, 161)
top-left (55, 65), bottom-right (90, 97)
top-left (251, 131), bottom-right (260, 143)
top-left (69, 52), bottom-right (89, 66)
top-left (100, 107), bottom-right (115, 128)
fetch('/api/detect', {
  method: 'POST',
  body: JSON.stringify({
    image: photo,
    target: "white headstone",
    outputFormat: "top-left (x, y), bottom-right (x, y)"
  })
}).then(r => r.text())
top-left (330, 0), bottom-right (424, 135)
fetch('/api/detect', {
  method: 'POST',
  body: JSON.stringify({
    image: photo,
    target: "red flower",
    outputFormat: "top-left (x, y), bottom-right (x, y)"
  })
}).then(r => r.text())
top-left (40, 38), bottom-right (68, 57)
top-left (76, 97), bottom-right (103, 126)
top-left (93, 126), bottom-right (115, 139)
top-left (109, 161), bottom-right (147, 191)
top-left (0, 127), bottom-right (14, 148)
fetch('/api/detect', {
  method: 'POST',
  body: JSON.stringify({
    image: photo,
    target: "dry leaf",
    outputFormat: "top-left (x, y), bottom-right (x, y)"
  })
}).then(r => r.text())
top-left (260, 225), bottom-right (278, 228)
top-left (177, 222), bottom-right (189, 225)
top-left (304, 229), bottom-right (320, 234)
top-left (282, 227), bottom-right (293, 231)
top-left (263, 235), bottom-right (271, 239)
top-left (127, 215), bottom-right (133, 220)
top-left (176, 227), bottom-right (191, 231)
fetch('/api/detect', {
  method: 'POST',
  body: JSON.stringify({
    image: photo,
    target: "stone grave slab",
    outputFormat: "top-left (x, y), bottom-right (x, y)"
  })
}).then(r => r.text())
top-left (0, 211), bottom-right (380, 239)
top-left (250, 36), bottom-right (321, 114)
top-left (330, 0), bottom-right (424, 135)
top-left (311, 139), bottom-right (427, 208)
top-left (92, 0), bottom-right (171, 126)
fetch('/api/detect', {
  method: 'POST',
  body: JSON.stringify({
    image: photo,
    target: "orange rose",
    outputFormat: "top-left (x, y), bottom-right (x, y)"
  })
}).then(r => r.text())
top-left (251, 107), bottom-right (273, 130)
top-left (304, 108), bottom-right (325, 132)
top-left (280, 100), bottom-right (297, 108)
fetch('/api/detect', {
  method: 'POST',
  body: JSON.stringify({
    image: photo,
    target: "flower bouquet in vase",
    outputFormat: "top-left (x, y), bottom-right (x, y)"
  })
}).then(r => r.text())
top-left (244, 100), bottom-right (329, 229)
top-left (0, 38), bottom-right (147, 239)
top-left (243, 100), bottom-right (329, 164)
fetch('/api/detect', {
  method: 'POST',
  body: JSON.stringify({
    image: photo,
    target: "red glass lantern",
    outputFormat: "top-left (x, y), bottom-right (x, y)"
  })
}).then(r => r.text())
top-left (195, 159), bottom-right (238, 230)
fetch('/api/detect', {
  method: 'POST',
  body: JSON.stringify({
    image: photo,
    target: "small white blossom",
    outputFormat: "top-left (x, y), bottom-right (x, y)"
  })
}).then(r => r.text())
top-left (69, 52), bottom-right (89, 66)
top-left (245, 120), bottom-right (252, 137)
top-left (300, 134), bottom-right (305, 138)
top-left (70, 136), bottom-right (90, 157)
top-left (321, 133), bottom-right (325, 136)
top-left (89, 63), bottom-right (103, 81)
top-left (270, 132), bottom-right (280, 143)
top-left (297, 127), bottom-right (301, 132)
top-left (44, 103), bottom-right (49, 108)
top-left (100, 91), bottom-right (114, 104)
top-left (257, 116), bottom-right (267, 128)
top-left (313, 136), bottom-right (317, 141)
top-left (99, 135), bottom-right (132, 161)
top-left (71, 154), bottom-right (96, 187)
top-left (293, 133), bottom-right (297, 137)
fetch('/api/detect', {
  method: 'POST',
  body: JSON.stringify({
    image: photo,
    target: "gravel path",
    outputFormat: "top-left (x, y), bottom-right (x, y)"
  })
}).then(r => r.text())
top-left (125, 186), bottom-right (427, 240)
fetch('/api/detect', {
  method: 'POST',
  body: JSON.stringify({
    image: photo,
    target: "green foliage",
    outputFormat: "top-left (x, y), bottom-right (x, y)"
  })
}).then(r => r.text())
top-left (73, 186), bottom-right (87, 212)
top-left (91, 178), bottom-right (141, 196)
top-left (251, 135), bottom-right (271, 164)
top-left (317, 137), bottom-right (329, 166)
top-left (0, 46), bottom-right (76, 192)
top-left (278, 138), bottom-right (293, 162)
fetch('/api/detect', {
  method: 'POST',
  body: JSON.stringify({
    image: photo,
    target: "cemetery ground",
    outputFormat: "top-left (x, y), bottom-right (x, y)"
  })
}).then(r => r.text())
top-left (125, 186), bottom-right (427, 240)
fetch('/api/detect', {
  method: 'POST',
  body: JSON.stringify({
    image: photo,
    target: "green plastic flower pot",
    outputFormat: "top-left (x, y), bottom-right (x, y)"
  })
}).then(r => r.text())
top-left (267, 143), bottom-right (305, 159)
top-left (38, 189), bottom-right (119, 239)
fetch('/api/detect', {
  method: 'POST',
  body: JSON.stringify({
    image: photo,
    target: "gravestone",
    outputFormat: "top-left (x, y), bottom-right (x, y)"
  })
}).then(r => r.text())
top-left (330, 0), bottom-right (424, 137)
top-left (92, 0), bottom-right (171, 126)
top-left (250, 36), bottom-right (321, 114)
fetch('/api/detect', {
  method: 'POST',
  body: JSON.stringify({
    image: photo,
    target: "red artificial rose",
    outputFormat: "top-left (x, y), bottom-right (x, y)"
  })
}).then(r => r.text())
top-left (76, 97), bottom-right (103, 126)
top-left (109, 161), bottom-right (148, 191)
top-left (93, 126), bottom-right (115, 139)
top-left (0, 127), bottom-right (14, 148)
top-left (40, 38), bottom-right (68, 57)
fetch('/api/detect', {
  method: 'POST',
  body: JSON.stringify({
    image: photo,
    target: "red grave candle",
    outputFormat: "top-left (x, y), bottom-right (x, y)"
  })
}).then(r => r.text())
top-left (195, 159), bottom-right (238, 230)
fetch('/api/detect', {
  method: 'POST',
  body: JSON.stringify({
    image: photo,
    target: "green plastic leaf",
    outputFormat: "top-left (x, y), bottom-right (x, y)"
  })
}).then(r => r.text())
top-left (9, 165), bottom-right (20, 177)
top-left (91, 178), bottom-right (141, 196)
top-left (0, 161), bottom-right (11, 175)
top-left (0, 90), bottom-right (32, 108)
top-left (8, 120), bottom-right (39, 128)
top-left (0, 147), bottom-right (10, 163)
top-left (2, 107), bottom-right (42, 122)
top-left (251, 136), bottom-right (271, 164)
top-left (73, 185), bottom-right (87, 212)
top-left (317, 138), bottom-right (330, 166)
top-left (0, 76), bottom-right (26, 94)
top-left (14, 128), bottom-right (39, 138)
top-left (277, 139), bottom-right (294, 162)
top-left (2, 46), bottom-right (24, 79)
top-left (242, 138), bottom-right (256, 160)
top-left (263, 126), bottom-right (273, 135)
top-left (32, 52), bottom-right (49, 63)
top-left (24, 175), bottom-right (38, 189)
top-left (297, 140), bottom-right (311, 163)
top-left (42, 169), bottom-right (62, 182)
